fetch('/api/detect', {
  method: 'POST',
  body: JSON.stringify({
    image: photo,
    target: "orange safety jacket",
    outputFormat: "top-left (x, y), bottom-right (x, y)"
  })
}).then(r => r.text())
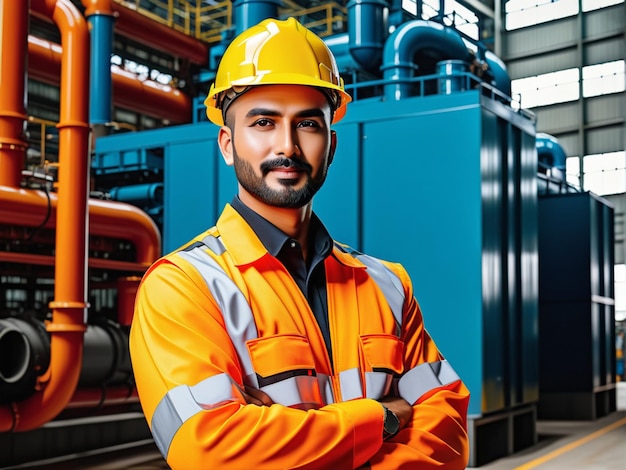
top-left (130, 204), bottom-right (470, 469)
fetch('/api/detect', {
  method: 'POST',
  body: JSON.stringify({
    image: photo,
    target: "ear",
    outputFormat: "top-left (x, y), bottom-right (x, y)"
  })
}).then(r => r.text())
top-left (328, 130), bottom-right (337, 166)
top-left (218, 125), bottom-right (234, 166)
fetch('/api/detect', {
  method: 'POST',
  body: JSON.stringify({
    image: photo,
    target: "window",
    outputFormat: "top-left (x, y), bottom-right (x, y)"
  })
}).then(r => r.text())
top-left (402, 0), bottom-right (417, 16)
top-left (565, 156), bottom-right (582, 188)
top-left (420, 0), bottom-right (480, 40)
top-left (506, 0), bottom-right (578, 30)
top-left (506, 0), bottom-right (624, 30)
top-left (513, 60), bottom-right (624, 108)
top-left (582, 0), bottom-right (624, 12)
top-left (512, 68), bottom-right (579, 108)
top-left (572, 151), bottom-right (626, 196)
top-left (583, 60), bottom-right (626, 97)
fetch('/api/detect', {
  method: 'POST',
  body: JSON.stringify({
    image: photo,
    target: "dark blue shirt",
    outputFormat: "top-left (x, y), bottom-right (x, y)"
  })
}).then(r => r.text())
top-left (230, 197), bottom-right (334, 359)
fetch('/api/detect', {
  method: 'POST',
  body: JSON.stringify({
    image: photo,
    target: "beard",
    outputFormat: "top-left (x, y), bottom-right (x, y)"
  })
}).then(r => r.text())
top-left (232, 149), bottom-right (328, 209)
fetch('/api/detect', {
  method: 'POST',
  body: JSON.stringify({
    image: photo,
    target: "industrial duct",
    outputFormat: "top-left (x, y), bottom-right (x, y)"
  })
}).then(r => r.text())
top-left (536, 132), bottom-right (568, 182)
top-left (347, 0), bottom-right (387, 70)
top-left (381, 20), bottom-right (471, 101)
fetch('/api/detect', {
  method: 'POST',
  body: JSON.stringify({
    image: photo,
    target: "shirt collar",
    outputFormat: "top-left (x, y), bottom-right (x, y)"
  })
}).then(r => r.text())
top-left (229, 196), bottom-right (334, 262)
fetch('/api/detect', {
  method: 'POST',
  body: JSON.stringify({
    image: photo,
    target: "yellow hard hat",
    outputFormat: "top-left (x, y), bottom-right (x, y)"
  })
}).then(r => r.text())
top-left (204, 17), bottom-right (351, 126)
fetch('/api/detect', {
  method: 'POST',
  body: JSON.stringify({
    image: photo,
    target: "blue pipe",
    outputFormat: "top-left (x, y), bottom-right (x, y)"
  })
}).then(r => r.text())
top-left (88, 12), bottom-right (115, 125)
top-left (483, 49), bottom-right (512, 99)
top-left (381, 20), bottom-right (470, 101)
top-left (109, 183), bottom-right (163, 209)
top-left (232, 0), bottom-right (281, 35)
top-left (325, 34), bottom-right (361, 72)
top-left (536, 133), bottom-right (567, 171)
top-left (346, 0), bottom-right (387, 70)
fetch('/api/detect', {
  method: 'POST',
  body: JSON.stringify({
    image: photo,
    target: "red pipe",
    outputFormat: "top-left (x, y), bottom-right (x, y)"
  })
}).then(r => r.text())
top-left (0, 186), bottom-right (161, 266)
top-left (0, 252), bottom-right (153, 274)
top-left (0, 0), bottom-right (90, 433)
top-left (0, 0), bottom-right (29, 188)
top-left (111, 64), bottom-right (191, 123)
top-left (107, 2), bottom-right (209, 65)
top-left (27, 35), bottom-right (192, 123)
top-left (67, 386), bottom-right (139, 409)
top-left (31, 0), bottom-right (209, 65)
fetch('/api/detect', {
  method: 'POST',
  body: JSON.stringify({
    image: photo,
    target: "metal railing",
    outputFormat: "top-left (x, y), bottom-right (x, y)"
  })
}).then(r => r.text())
top-left (113, 0), bottom-right (346, 43)
top-left (114, 0), bottom-right (233, 44)
top-left (280, 0), bottom-right (346, 37)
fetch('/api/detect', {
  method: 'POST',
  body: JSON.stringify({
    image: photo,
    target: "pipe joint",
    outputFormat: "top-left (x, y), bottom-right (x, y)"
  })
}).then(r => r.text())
top-left (0, 141), bottom-right (28, 151)
top-left (46, 323), bottom-right (89, 333)
top-left (0, 318), bottom-right (50, 404)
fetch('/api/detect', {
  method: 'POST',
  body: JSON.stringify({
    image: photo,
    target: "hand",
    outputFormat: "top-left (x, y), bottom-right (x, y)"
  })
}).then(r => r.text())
top-left (243, 385), bottom-right (275, 406)
top-left (379, 395), bottom-right (413, 429)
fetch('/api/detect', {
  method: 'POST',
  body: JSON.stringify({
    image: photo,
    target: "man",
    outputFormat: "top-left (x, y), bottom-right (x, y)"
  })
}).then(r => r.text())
top-left (130, 17), bottom-right (470, 469)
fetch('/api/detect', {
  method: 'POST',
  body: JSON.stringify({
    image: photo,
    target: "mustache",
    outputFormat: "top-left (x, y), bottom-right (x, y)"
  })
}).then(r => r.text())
top-left (260, 158), bottom-right (312, 175)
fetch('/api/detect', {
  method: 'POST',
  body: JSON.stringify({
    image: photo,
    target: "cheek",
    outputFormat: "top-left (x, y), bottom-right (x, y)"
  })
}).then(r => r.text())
top-left (234, 130), bottom-right (269, 158)
top-left (305, 138), bottom-right (332, 168)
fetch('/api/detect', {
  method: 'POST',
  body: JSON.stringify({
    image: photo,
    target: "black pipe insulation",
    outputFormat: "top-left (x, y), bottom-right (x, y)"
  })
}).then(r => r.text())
top-left (0, 317), bottom-right (132, 403)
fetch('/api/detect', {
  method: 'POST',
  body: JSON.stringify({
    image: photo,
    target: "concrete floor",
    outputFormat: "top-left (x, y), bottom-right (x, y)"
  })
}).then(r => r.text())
top-left (476, 382), bottom-right (626, 469)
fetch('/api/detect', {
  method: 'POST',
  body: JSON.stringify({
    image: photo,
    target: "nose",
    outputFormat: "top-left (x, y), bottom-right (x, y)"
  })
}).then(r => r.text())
top-left (274, 124), bottom-right (301, 157)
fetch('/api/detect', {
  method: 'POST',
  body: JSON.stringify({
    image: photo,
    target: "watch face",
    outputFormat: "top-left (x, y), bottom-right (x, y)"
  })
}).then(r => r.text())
top-left (384, 407), bottom-right (400, 436)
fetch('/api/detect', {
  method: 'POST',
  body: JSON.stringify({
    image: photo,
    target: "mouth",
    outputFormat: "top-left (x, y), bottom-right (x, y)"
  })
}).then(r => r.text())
top-left (269, 168), bottom-right (304, 179)
top-left (261, 157), bottom-right (312, 177)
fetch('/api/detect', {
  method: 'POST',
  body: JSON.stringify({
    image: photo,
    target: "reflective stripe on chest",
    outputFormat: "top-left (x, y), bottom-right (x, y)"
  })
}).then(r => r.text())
top-left (178, 235), bottom-right (407, 407)
top-left (150, 235), bottom-right (463, 459)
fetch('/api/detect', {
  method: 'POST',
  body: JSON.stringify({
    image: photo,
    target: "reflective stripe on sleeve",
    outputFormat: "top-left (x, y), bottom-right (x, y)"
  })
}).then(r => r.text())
top-left (398, 359), bottom-right (460, 405)
top-left (151, 373), bottom-right (245, 458)
top-left (365, 371), bottom-right (393, 399)
top-left (259, 374), bottom-right (322, 407)
top-left (339, 368), bottom-right (362, 401)
top-left (178, 244), bottom-right (259, 386)
top-left (317, 373), bottom-right (335, 404)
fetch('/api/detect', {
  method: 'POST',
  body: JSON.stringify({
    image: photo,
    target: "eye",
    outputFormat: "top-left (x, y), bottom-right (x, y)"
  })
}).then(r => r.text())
top-left (252, 118), bottom-right (274, 128)
top-left (297, 119), bottom-right (322, 129)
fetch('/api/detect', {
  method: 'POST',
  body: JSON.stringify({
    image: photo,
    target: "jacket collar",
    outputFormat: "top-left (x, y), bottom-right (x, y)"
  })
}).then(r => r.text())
top-left (215, 203), bottom-right (367, 271)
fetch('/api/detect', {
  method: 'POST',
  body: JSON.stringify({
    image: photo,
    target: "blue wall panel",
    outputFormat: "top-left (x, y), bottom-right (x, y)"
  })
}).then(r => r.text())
top-left (315, 122), bottom-right (362, 246)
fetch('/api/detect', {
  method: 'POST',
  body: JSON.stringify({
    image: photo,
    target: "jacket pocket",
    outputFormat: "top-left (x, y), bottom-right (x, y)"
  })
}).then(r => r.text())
top-left (246, 334), bottom-right (322, 408)
top-left (359, 334), bottom-right (404, 399)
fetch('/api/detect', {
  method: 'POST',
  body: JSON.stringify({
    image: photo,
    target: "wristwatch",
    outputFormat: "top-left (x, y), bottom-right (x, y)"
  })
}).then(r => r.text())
top-left (382, 405), bottom-right (400, 440)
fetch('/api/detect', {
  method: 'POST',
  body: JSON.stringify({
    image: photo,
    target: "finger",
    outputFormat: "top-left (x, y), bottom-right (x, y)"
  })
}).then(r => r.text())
top-left (244, 385), bottom-right (275, 406)
top-left (242, 392), bottom-right (265, 406)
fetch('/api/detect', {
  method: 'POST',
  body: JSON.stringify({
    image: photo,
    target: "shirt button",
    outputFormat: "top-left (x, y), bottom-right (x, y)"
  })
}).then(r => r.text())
top-left (290, 241), bottom-right (297, 248)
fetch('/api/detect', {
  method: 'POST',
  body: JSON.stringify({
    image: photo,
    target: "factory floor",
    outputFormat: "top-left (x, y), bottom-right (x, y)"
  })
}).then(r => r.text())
top-left (478, 381), bottom-right (626, 469)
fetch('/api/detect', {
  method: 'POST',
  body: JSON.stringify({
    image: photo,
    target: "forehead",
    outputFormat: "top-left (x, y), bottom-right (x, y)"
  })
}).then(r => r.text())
top-left (229, 84), bottom-right (331, 116)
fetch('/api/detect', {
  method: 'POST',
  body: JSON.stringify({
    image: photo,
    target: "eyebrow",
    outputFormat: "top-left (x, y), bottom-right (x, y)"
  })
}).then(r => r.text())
top-left (245, 107), bottom-right (326, 119)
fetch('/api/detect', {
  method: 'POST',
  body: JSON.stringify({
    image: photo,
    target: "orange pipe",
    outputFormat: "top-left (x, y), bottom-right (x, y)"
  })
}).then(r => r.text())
top-left (0, 0), bottom-right (29, 188)
top-left (0, 186), bottom-right (161, 265)
top-left (0, 0), bottom-right (90, 433)
top-left (27, 36), bottom-right (192, 123)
